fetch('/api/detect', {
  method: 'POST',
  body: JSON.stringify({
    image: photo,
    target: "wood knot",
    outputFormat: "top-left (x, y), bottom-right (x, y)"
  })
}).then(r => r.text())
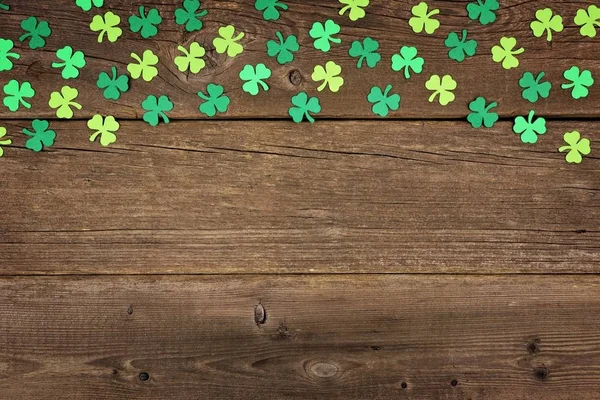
top-left (451, 379), bottom-right (458, 387)
top-left (526, 340), bottom-right (540, 354)
top-left (138, 372), bottom-right (150, 382)
top-left (127, 305), bottom-right (133, 315)
top-left (254, 302), bottom-right (266, 325)
top-left (288, 69), bottom-right (303, 85)
top-left (309, 362), bottom-right (339, 378)
top-left (534, 367), bottom-right (549, 381)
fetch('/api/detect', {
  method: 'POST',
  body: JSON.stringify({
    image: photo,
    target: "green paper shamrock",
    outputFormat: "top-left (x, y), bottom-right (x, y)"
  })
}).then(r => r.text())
top-left (266, 32), bottom-right (299, 65)
top-left (409, 2), bottom-right (440, 34)
top-left (559, 131), bottom-right (591, 164)
top-left (0, 126), bottom-right (11, 157)
top-left (255, 0), bottom-right (288, 21)
top-left (3, 80), bottom-right (34, 112)
top-left (52, 46), bottom-right (86, 79)
top-left (175, 42), bottom-right (206, 73)
top-left (127, 50), bottom-right (159, 82)
top-left (309, 20), bottom-right (341, 52)
top-left (213, 25), bottom-right (244, 57)
top-left (367, 84), bottom-right (400, 117)
top-left (0, 39), bottom-right (20, 72)
top-left (97, 66), bottom-right (129, 100)
top-left (391, 46), bottom-right (424, 79)
top-left (75, 0), bottom-right (103, 12)
top-left (491, 37), bottom-right (524, 70)
top-left (574, 5), bottom-right (600, 38)
top-left (142, 95), bottom-right (173, 126)
top-left (49, 86), bottom-right (81, 119)
top-left (467, 97), bottom-right (498, 128)
top-left (444, 30), bottom-right (477, 62)
top-left (197, 84), bottom-right (230, 117)
top-left (129, 6), bottom-right (162, 39)
top-left (175, 0), bottom-right (207, 32)
top-left (348, 37), bottom-right (381, 69)
top-left (23, 120), bottom-right (55, 152)
top-left (339, 0), bottom-right (369, 21)
top-left (289, 92), bottom-right (321, 123)
top-left (88, 114), bottom-right (119, 147)
top-left (239, 63), bottom-right (271, 96)
top-left (530, 8), bottom-right (563, 41)
top-left (90, 11), bottom-right (122, 43)
top-left (312, 61), bottom-right (344, 92)
top-left (466, 0), bottom-right (498, 25)
top-left (0, 1), bottom-right (9, 11)
top-left (19, 17), bottom-right (51, 50)
top-left (562, 66), bottom-right (594, 100)
top-left (519, 72), bottom-right (551, 103)
top-left (513, 110), bottom-right (546, 144)
top-left (425, 75), bottom-right (456, 106)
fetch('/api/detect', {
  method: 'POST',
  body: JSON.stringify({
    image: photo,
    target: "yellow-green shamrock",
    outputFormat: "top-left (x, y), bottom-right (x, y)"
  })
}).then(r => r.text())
top-left (425, 74), bottom-right (457, 106)
top-left (0, 126), bottom-right (11, 157)
top-left (339, 0), bottom-right (369, 21)
top-left (559, 131), bottom-right (591, 164)
top-left (491, 37), bottom-right (524, 70)
top-left (213, 25), bottom-right (244, 57)
top-left (530, 8), bottom-right (563, 41)
top-left (90, 11), bottom-right (122, 43)
top-left (127, 50), bottom-right (159, 82)
top-left (312, 61), bottom-right (344, 92)
top-left (174, 42), bottom-right (205, 73)
top-left (49, 86), bottom-right (82, 119)
top-left (409, 2), bottom-right (440, 34)
top-left (88, 114), bottom-right (119, 147)
top-left (574, 5), bottom-right (600, 38)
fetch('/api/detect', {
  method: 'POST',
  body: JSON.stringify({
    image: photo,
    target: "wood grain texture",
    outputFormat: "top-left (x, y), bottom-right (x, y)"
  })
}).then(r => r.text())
top-left (1, 0), bottom-right (599, 120)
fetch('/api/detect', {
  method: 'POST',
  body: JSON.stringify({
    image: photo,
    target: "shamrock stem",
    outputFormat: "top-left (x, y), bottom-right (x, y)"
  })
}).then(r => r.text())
top-left (331, 37), bottom-right (342, 44)
top-left (258, 81), bottom-right (269, 91)
top-left (21, 99), bottom-right (31, 109)
top-left (197, 10), bottom-right (208, 17)
top-left (383, 84), bottom-right (392, 97)
top-left (70, 102), bottom-right (83, 110)
top-left (233, 32), bottom-right (245, 41)
top-left (19, 32), bottom-right (32, 42)
top-left (304, 111), bottom-right (315, 123)
top-left (317, 81), bottom-right (327, 92)
top-left (484, 102), bottom-right (498, 112)
top-left (198, 92), bottom-right (210, 101)
top-left (276, 3), bottom-right (288, 10)
top-left (356, 56), bottom-right (364, 68)
top-left (138, 5), bottom-right (146, 18)
top-left (275, 31), bottom-right (284, 44)
top-left (428, 92), bottom-right (438, 103)
top-left (111, 66), bottom-right (118, 80)
top-left (558, 145), bottom-right (571, 152)
top-left (339, 5), bottom-right (351, 16)
top-left (546, 30), bottom-right (552, 42)
top-left (89, 131), bottom-right (101, 142)
top-left (130, 52), bottom-right (142, 64)
top-left (404, 68), bottom-right (410, 80)
top-left (160, 112), bottom-right (170, 124)
top-left (527, 110), bottom-right (535, 124)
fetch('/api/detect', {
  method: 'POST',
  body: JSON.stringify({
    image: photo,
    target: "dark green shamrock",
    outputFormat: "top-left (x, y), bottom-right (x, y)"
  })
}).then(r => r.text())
top-left (0, 1), bottom-right (9, 11)
top-left (467, 97), bottom-right (498, 128)
top-left (348, 37), bottom-right (381, 69)
top-left (513, 110), bottom-right (546, 144)
top-left (466, 0), bottom-right (499, 25)
top-left (367, 84), bottom-right (400, 117)
top-left (444, 30), bottom-right (477, 62)
top-left (288, 92), bottom-right (321, 123)
top-left (19, 17), bottom-right (51, 50)
top-left (129, 6), bottom-right (162, 39)
top-left (255, 0), bottom-right (288, 21)
top-left (197, 84), bottom-right (230, 117)
top-left (562, 66), bottom-right (594, 99)
top-left (97, 66), bottom-right (130, 100)
top-left (266, 31), bottom-right (299, 65)
top-left (142, 95), bottom-right (173, 126)
top-left (174, 0), bottom-right (207, 32)
top-left (52, 46), bottom-right (86, 79)
top-left (519, 72), bottom-right (551, 103)
top-left (23, 119), bottom-right (55, 152)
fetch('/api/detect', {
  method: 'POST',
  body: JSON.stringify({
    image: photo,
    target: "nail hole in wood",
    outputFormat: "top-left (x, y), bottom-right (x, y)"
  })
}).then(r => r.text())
top-left (370, 345), bottom-right (380, 351)
top-left (111, 369), bottom-right (118, 375)
top-left (576, 229), bottom-right (587, 234)
top-left (127, 305), bottom-right (133, 315)
top-left (534, 367), bottom-right (549, 381)
top-left (289, 69), bottom-right (302, 85)
top-left (254, 302), bottom-right (267, 325)
top-left (138, 372), bottom-right (150, 382)
top-left (451, 379), bottom-right (458, 387)
top-left (527, 340), bottom-right (540, 354)
top-left (401, 382), bottom-right (408, 389)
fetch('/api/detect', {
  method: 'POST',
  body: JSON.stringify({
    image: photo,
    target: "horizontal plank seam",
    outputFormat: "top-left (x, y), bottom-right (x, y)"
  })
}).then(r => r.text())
top-left (2, 272), bottom-right (600, 277)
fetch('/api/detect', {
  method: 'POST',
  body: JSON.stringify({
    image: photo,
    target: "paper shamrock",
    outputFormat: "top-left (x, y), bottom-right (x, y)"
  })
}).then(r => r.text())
top-left (213, 25), bottom-right (244, 57)
top-left (0, 39), bottom-right (20, 72)
top-left (75, 0), bottom-right (103, 12)
top-left (19, 17), bottom-right (51, 50)
top-left (97, 66), bottom-right (129, 100)
top-left (142, 95), bottom-right (173, 126)
top-left (466, 0), bottom-right (498, 25)
top-left (49, 86), bottom-right (82, 119)
top-left (23, 120), bottom-right (55, 152)
top-left (0, 1), bottom-right (9, 11)
top-left (255, 0), bottom-right (288, 21)
top-left (574, 5), bottom-right (600, 38)
top-left (409, 2), bottom-right (440, 34)
top-left (425, 75), bottom-right (456, 106)
top-left (0, 126), bottom-right (10, 157)
top-left (562, 66), bottom-right (594, 99)
top-left (348, 37), bottom-right (381, 69)
top-left (289, 92), bottom-right (321, 123)
top-left (129, 6), bottom-right (162, 39)
top-left (530, 8), bottom-right (563, 41)
top-left (197, 84), bottom-right (230, 117)
top-left (467, 97), bottom-right (498, 128)
top-left (239, 63), bottom-right (271, 96)
top-left (445, 30), bottom-right (477, 62)
top-left (519, 72), bottom-right (551, 103)
top-left (559, 131), bottom-right (591, 164)
top-left (513, 110), bottom-right (546, 144)
top-left (175, 0), bottom-right (207, 32)
top-left (90, 11), bottom-right (122, 43)
top-left (367, 84), bottom-right (400, 117)
top-left (88, 115), bottom-right (119, 147)
top-left (312, 61), bottom-right (344, 92)
top-left (491, 37), bottom-right (524, 70)
top-left (52, 46), bottom-right (86, 79)
top-left (127, 50), bottom-right (159, 82)
top-left (3, 80), bottom-right (34, 112)
top-left (267, 32), bottom-right (299, 65)
top-left (175, 42), bottom-right (206, 73)
top-left (309, 20), bottom-right (341, 52)
top-left (391, 46), bottom-right (424, 79)
top-left (339, 0), bottom-right (369, 21)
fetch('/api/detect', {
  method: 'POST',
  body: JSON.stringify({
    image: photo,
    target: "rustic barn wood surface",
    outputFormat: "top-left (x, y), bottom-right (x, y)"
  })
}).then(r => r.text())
top-left (0, 0), bottom-right (599, 399)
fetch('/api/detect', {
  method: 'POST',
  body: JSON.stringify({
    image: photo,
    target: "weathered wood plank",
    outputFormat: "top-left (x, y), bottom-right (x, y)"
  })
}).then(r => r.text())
top-left (1, 0), bottom-right (599, 119)
top-left (0, 120), bottom-right (598, 274)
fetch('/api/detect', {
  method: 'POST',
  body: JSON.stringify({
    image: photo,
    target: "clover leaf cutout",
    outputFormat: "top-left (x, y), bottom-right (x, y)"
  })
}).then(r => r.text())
top-left (467, 97), bottom-right (498, 128)
top-left (348, 37), bottom-right (381, 69)
top-left (391, 46), bottom-right (424, 79)
top-left (19, 17), bottom-right (51, 50)
top-left (0, 1), bottom-right (9, 11)
top-left (519, 72), bottom-right (551, 103)
top-left (309, 20), bottom-right (341, 52)
top-left (175, 42), bottom-right (206, 73)
top-left (97, 66), bottom-right (129, 100)
top-left (3, 80), bottom-right (35, 112)
top-left (409, 2), bottom-right (440, 34)
top-left (425, 74), bottom-right (456, 106)
top-left (175, 0), bottom-right (207, 32)
top-left (213, 25), bottom-right (244, 57)
top-left (0, 126), bottom-right (12, 157)
top-left (0, 39), bottom-right (20, 72)
top-left (574, 5), bottom-right (600, 38)
top-left (127, 50), bottom-right (159, 82)
top-left (267, 32), bottom-right (299, 65)
top-left (23, 119), bottom-right (55, 152)
top-left (312, 61), bottom-right (344, 93)
top-left (339, 0), bottom-right (369, 21)
top-left (197, 84), bottom-right (230, 117)
top-left (239, 63), bottom-right (271, 96)
top-left (491, 37), bottom-right (524, 70)
top-left (559, 131), bottom-right (591, 164)
top-left (142, 95), bottom-right (173, 126)
top-left (445, 30), bottom-right (477, 62)
top-left (90, 11), bottom-right (122, 43)
top-left (513, 110), bottom-right (546, 144)
top-left (49, 86), bottom-right (82, 119)
top-left (75, 0), bottom-right (103, 12)
top-left (562, 66), bottom-right (594, 100)
top-left (531, 8), bottom-right (563, 41)
top-left (368, 84), bottom-right (400, 117)
top-left (466, 0), bottom-right (498, 25)
top-left (52, 46), bottom-right (86, 79)
top-left (129, 6), bottom-right (162, 39)
top-left (87, 115), bottom-right (118, 147)
top-left (289, 92), bottom-right (321, 123)
top-left (255, 0), bottom-right (288, 21)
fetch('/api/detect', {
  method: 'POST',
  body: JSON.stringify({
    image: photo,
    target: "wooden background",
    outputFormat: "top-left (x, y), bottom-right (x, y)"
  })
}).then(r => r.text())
top-left (1, 0), bottom-right (599, 398)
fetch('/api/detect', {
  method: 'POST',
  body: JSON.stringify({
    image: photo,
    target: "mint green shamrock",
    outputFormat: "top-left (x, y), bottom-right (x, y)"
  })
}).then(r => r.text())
top-left (312, 61), bottom-right (344, 92)
top-left (0, 39), bottom-right (20, 72)
top-left (197, 84), bottom-right (230, 117)
top-left (49, 86), bottom-right (81, 119)
top-left (267, 32), bottom-right (299, 65)
top-left (519, 72), bottom-right (551, 103)
top-left (466, 0), bottom-right (498, 25)
top-left (425, 74), bottom-right (457, 106)
top-left (19, 17), bottom-right (51, 50)
top-left (0, 1), bottom-right (9, 11)
top-left (513, 110), bottom-right (546, 144)
top-left (90, 11), bottom-right (122, 43)
top-left (175, 0), bottom-right (207, 32)
top-left (23, 120), bottom-right (55, 152)
top-left (391, 46), bottom-right (424, 79)
top-left (409, 2), bottom-right (440, 34)
top-left (97, 66), bottom-right (129, 100)
top-left (530, 8), bottom-right (563, 41)
top-left (289, 92), bottom-right (321, 123)
top-left (491, 37), bottom-right (524, 70)
top-left (309, 20), bottom-right (341, 52)
top-left (0, 126), bottom-right (11, 157)
top-left (75, 0), bottom-right (103, 11)
top-left (88, 114), bottom-right (119, 147)
top-left (3, 80), bottom-right (34, 112)
top-left (348, 37), bottom-right (380, 69)
top-left (367, 84), bottom-right (400, 117)
top-left (559, 131), bottom-right (591, 164)
top-left (213, 25), bottom-right (244, 57)
top-left (467, 97), bottom-right (498, 128)
top-left (339, 0), bottom-right (369, 21)
top-left (255, 0), bottom-right (287, 21)
top-left (239, 63), bottom-right (271, 96)
top-left (562, 66), bottom-right (594, 99)
top-left (129, 6), bottom-right (162, 39)
top-left (444, 30), bottom-right (477, 62)
top-left (574, 5), bottom-right (600, 38)
top-left (142, 95), bottom-right (173, 126)
top-left (52, 46), bottom-right (86, 79)
top-left (175, 42), bottom-right (206, 73)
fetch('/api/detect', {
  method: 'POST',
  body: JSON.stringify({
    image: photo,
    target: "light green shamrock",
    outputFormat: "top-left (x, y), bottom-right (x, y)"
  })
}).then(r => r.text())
top-left (491, 37), bottom-right (524, 70)
top-left (75, 0), bottom-right (103, 12)
top-left (312, 61), bottom-right (344, 92)
top-left (3, 80), bottom-right (35, 112)
top-left (559, 131), bottom-right (591, 164)
top-left (409, 2), bottom-right (440, 34)
top-left (49, 86), bottom-right (81, 119)
top-left (0, 39), bottom-right (20, 72)
top-left (142, 95), bottom-right (173, 126)
top-left (367, 84), bottom-right (400, 117)
top-left (254, 0), bottom-right (288, 21)
top-left (530, 8), bottom-right (563, 41)
top-left (52, 46), bottom-right (86, 79)
top-left (467, 97), bottom-right (498, 128)
top-left (239, 63), bottom-right (271, 96)
top-left (197, 84), bottom-right (230, 117)
top-left (513, 110), bottom-right (546, 144)
top-left (266, 32), bottom-right (299, 65)
top-left (175, 42), bottom-right (205, 73)
top-left (90, 11), bottom-right (122, 43)
top-left (444, 30), bottom-right (477, 62)
top-left (348, 37), bottom-right (381, 69)
top-left (289, 92), bottom-right (321, 123)
top-left (391, 46), bottom-right (424, 79)
top-left (0, 126), bottom-right (11, 157)
top-left (23, 120), bottom-right (55, 152)
top-left (127, 50), bottom-right (159, 82)
top-left (574, 5), bottom-right (600, 38)
top-left (519, 72), bottom-right (552, 103)
top-left (562, 66), bottom-right (594, 99)
top-left (213, 25), bottom-right (244, 57)
top-left (425, 74), bottom-right (457, 106)
top-left (97, 66), bottom-right (129, 100)
top-left (339, 0), bottom-right (369, 21)
top-left (309, 20), bottom-right (341, 52)
top-left (175, 0), bottom-right (208, 32)
top-left (466, 0), bottom-right (499, 25)
top-left (129, 6), bottom-right (162, 39)
top-left (88, 114), bottom-right (119, 147)
top-left (19, 17), bottom-right (52, 50)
